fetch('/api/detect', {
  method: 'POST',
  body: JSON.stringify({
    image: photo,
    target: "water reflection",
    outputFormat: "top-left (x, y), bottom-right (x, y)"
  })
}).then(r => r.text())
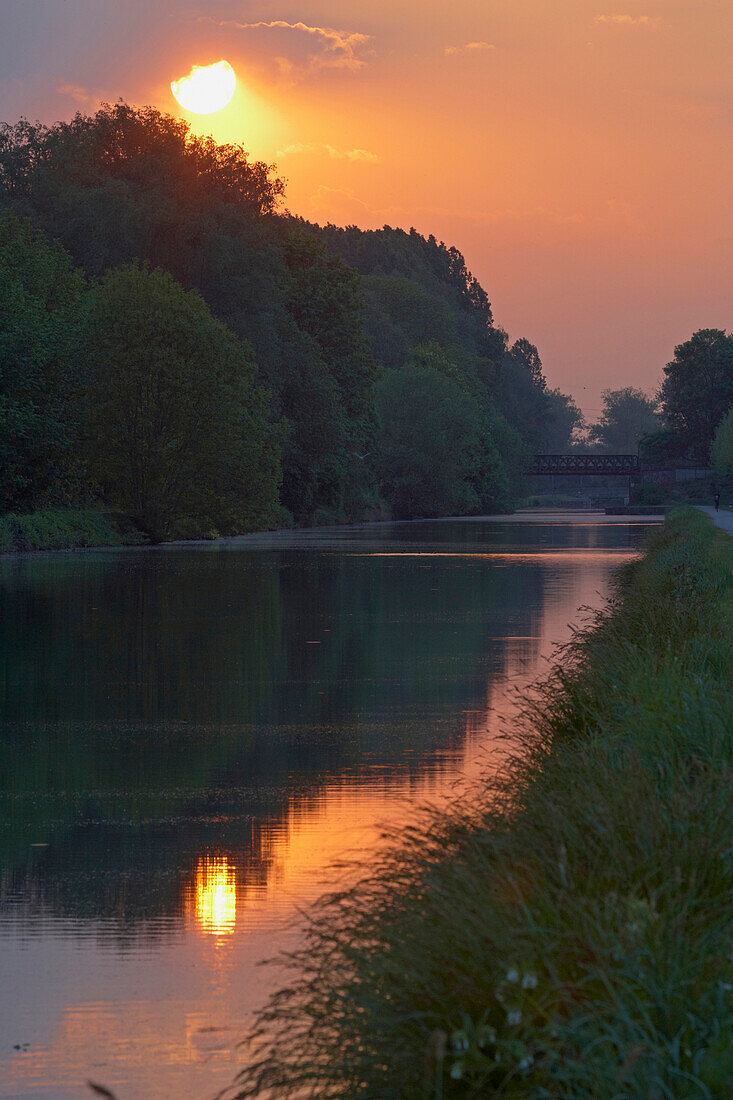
top-left (192, 858), bottom-right (237, 938)
top-left (0, 517), bottom-right (659, 1099)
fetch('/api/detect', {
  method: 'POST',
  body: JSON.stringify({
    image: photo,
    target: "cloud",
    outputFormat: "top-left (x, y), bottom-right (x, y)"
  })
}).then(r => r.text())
top-left (277, 143), bottom-right (379, 163)
top-left (594, 14), bottom-right (661, 27)
top-left (444, 41), bottom-right (496, 55)
top-left (197, 17), bottom-right (371, 74)
top-left (57, 82), bottom-right (102, 109)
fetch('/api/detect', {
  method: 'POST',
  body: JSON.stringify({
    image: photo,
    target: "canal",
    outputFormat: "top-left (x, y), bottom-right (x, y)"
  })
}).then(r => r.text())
top-left (0, 515), bottom-right (659, 1099)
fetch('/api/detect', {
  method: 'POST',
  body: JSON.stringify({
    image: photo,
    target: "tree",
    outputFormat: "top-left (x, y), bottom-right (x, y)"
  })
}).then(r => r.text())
top-left (544, 389), bottom-right (585, 452)
top-left (659, 329), bottom-right (733, 462)
top-left (81, 263), bottom-right (282, 539)
top-left (0, 103), bottom-right (284, 217)
top-left (711, 408), bottom-right (733, 479)
top-left (497, 339), bottom-right (569, 453)
top-left (282, 227), bottom-right (377, 420)
top-left (587, 387), bottom-right (659, 453)
top-left (374, 364), bottom-right (510, 519)
top-left (508, 338), bottom-right (545, 390)
top-left (0, 212), bottom-right (87, 512)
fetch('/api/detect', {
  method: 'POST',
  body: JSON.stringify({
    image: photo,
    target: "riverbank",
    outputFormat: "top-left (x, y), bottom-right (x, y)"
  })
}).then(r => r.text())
top-left (0, 509), bottom-right (145, 553)
top-left (235, 508), bottom-right (733, 1098)
top-left (0, 507), bottom-right (669, 555)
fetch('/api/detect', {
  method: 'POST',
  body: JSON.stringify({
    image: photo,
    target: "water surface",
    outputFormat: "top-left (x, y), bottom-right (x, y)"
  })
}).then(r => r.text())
top-left (0, 515), bottom-right (658, 1099)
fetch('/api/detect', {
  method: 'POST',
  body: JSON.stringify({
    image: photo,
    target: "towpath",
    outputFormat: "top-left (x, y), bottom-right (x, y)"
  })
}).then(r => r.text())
top-left (697, 505), bottom-right (733, 535)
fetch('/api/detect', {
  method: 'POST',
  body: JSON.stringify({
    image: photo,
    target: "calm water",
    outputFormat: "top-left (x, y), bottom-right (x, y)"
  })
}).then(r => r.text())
top-left (0, 515), bottom-right (658, 1100)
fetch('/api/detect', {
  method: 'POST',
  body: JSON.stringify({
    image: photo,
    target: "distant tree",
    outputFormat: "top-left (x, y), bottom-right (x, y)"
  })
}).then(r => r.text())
top-left (375, 364), bottom-right (510, 519)
top-left (544, 389), bottom-right (585, 451)
top-left (587, 387), bottom-right (659, 453)
top-left (0, 213), bottom-right (86, 512)
top-left (638, 427), bottom-right (688, 466)
top-left (509, 338), bottom-right (545, 390)
top-left (711, 409), bottom-right (733, 478)
top-left (496, 339), bottom-right (584, 454)
top-left (82, 263), bottom-right (282, 539)
top-left (659, 329), bottom-right (733, 462)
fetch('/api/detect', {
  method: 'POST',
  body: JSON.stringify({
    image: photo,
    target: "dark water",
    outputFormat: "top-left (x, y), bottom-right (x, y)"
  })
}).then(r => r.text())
top-left (0, 515), bottom-right (658, 1099)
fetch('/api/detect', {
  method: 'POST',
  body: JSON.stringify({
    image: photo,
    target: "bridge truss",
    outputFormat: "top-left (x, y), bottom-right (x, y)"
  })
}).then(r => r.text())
top-left (529, 454), bottom-right (640, 476)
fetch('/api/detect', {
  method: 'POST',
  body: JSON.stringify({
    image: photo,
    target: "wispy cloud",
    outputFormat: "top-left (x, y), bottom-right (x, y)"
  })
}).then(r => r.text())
top-left (594, 14), bottom-right (661, 28)
top-left (277, 143), bottom-right (379, 163)
top-left (197, 17), bottom-right (371, 74)
top-left (57, 82), bottom-right (102, 109)
top-left (445, 41), bottom-right (496, 56)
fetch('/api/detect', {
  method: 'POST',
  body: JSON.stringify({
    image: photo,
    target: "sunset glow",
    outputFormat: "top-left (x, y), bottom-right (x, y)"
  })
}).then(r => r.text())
top-left (3, 3), bottom-right (730, 409)
top-left (171, 61), bottom-right (236, 114)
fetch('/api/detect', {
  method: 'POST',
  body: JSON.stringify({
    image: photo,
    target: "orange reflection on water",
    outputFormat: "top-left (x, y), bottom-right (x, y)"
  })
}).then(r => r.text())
top-left (194, 857), bottom-right (237, 936)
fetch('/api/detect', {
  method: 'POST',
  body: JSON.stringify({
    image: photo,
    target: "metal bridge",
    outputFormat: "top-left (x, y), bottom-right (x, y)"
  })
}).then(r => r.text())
top-left (529, 454), bottom-right (640, 476)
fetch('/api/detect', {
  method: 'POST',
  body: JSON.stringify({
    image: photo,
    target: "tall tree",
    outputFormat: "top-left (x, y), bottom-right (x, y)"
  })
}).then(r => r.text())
top-left (711, 409), bottom-right (733, 479)
top-left (587, 387), bottom-right (659, 453)
top-left (0, 213), bottom-right (86, 512)
top-left (659, 329), bottom-right (733, 462)
top-left (82, 263), bottom-right (282, 539)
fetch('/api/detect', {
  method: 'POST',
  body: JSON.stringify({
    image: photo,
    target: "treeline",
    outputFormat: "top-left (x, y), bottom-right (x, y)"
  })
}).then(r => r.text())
top-left (561, 329), bottom-right (733, 464)
top-left (0, 103), bottom-right (580, 539)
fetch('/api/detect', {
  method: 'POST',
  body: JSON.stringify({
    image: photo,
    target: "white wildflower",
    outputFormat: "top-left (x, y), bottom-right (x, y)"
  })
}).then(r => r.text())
top-left (505, 968), bottom-right (520, 983)
top-left (521, 972), bottom-right (538, 989)
top-left (507, 1009), bottom-right (522, 1026)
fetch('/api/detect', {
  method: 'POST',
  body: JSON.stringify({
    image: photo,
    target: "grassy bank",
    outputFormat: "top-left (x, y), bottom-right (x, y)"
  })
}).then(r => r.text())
top-left (234, 509), bottom-right (733, 1099)
top-left (0, 509), bottom-right (145, 553)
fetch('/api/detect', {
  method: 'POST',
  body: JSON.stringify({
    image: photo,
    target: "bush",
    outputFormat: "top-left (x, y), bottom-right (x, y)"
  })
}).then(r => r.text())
top-left (0, 509), bottom-right (143, 552)
top-left (0, 514), bottom-right (14, 552)
top-left (633, 482), bottom-right (667, 505)
top-left (711, 408), bottom-right (733, 479)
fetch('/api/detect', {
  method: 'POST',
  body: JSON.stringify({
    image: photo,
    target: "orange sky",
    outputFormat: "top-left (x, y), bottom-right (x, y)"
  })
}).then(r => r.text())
top-left (1, 0), bottom-right (731, 416)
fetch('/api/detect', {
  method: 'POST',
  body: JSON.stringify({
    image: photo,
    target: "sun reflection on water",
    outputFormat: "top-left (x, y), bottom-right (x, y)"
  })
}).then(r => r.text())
top-left (194, 856), bottom-right (237, 936)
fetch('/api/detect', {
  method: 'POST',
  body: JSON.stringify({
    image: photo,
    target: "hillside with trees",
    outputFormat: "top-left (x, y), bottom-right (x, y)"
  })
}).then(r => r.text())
top-left (0, 103), bottom-right (580, 538)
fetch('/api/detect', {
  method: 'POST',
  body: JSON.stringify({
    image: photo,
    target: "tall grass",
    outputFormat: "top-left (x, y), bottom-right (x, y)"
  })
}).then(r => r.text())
top-left (230, 510), bottom-right (733, 1099)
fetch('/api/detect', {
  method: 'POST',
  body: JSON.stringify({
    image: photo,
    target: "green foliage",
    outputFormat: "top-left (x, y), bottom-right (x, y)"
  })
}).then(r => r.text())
top-left (659, 328), bottom-right (733, 463)
top-left (81, 263), bottom-right (283, 540)
top-left (233, 510), bottom-right (733, 1098)
top-left (0, 101), bottom-right (581, 526)
top-left (375, 364), bottom-right (511, 518)
top-left (639, 426), bottom-right (688, 466)
top-left (0, 514), bottom-right (13, 552)
top-left (711, 407), bottom-right (733, 478)
top-left (633, 482), bottom-right (667, 505)
top-left (0, 102), bottom-right (284, 218)
top-left (316, 224), bottom-right (502, 359)
top-left (1, 509), bottom-right (139, 551)
top-left (0, 212), bottom-right (87, 511)
top-left (497, 340), bottom-right (583, 454)
top-left (587, 386), bottom-right (659, 452)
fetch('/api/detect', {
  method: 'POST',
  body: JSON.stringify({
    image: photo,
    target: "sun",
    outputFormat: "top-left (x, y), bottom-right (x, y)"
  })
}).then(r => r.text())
top-left (171, 60), bottom-right (236, 115)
